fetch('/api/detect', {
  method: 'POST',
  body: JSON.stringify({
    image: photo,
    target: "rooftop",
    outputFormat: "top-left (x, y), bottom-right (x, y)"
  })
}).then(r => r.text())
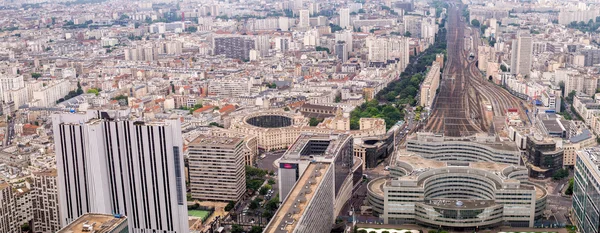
top-left (189, 135), bottom-right (243, 147)
top-left (265, 163), bottom-right (330, 233)
top-left (425, 199), bottom-right (498, 209)
top-left (282, 133), bottom-right (350, 161)
top-left (57, 213), bottom-right (126, 233)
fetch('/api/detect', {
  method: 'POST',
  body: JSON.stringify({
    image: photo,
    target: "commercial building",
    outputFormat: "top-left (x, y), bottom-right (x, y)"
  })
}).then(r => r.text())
top-left (368, 155), bottom-right (547, 229)
top-left (52, 110), bottom-right (188, 233)
top-left (57, 213), bottom-right (128, 233)
top-left (510, 32), bottom-right (533, 77)
top-left (573, 148), bottom-right (600, 233)
top-left (188, 135), bottom-right (246, 202)
top-left (266, 133), bottom-right (360, 233)
top-left (32, 169), bottom-right (61, 233)
top-left (420, 61), bottom-right (441, 108)
top-left (522, 135), bottom-right (564, 178)
top-left (406, 132), bottom-right (521, 165)
top-left (213, 36), bottom-right (256, 60)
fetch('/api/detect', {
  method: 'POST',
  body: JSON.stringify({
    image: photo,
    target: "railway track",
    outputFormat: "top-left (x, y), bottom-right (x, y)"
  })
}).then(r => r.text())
top-left (423, 0), bottom-right (529, 137)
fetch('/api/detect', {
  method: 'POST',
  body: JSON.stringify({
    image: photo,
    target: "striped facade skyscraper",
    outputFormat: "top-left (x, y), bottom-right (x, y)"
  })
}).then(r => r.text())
top-left (52, 110), bottom-right (188, 233)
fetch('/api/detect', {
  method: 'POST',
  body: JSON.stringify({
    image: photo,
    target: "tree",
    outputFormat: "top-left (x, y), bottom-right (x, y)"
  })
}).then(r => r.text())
top-left (21, 223), bottom-right (30, 232)
top-left (185, 26), bottom-right (198, 33)
top-left (552, 168), bottom-right (569, 180)
top-left (87, 88), bottom-right (100, 96)
top-left (566, 90), bottom-right (577, 103)
top-left (358, 230), bottom-right (368, 233)
top-left (499, 64), bottom-right (507, 72)
top-left (268, 178), bottom-right (276, 185)
top-left (259, 186), bottom-right (269, 195)
top-left (231, 224), bottom-right (244, 233)
top-left (31, 73), bottom-right (41, 79)
top-left (309, 118), bottom-right (322, 126)
top-left (225, 201), bottom-right (236, 211)
top-left (471, 19), bottom-right (480, 27)
top-left (565, 178), bottom-right (574, 195)
top-left (249, 226), bottom-right (263, 233)
top-left (316, 46), bottom-right (330, 53)
top-left (404, 31), bottom-right (411, 37)
top-left (283, 107), bottom-right (290, 111)
top-left (249, 199), bottom-right (260, 210)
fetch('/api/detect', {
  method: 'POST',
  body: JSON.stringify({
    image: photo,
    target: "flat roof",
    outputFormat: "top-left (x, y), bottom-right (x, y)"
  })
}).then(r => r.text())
top-left (265, 163), bottom-right (330, 233)
top-left (57, 213), bottom-right (126, 233)
top-left (425, 199), bottom-right (498, 209)
top-left (190, 135), bottom-right (243, 147)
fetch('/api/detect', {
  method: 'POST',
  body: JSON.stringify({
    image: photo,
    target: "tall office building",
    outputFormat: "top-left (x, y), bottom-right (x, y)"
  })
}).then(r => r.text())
top-left (213, 36), bottom-right (256, 60)
top-left (52, 110), bottom-right (188, 233)
top-left (32, 169), bottom-right (61, 233)
top-left (340, 8), bottom-right (350, 29)
top-left (573, 148), bottom-right (600, 233)
top-left (511, 31), bottom-right (533, 77)
top-left (298, 9), bottom-right (310, 28)
top-left (188, 135), bottom-right (246, 202)
top-left (267, 134), bottom-right (357, 233)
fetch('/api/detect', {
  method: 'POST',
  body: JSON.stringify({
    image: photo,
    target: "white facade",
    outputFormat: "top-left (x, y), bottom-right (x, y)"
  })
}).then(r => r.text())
top-left (298, 10), bottom-right (310, 28)
top-left (52, 110), bottom-right (188, 233)
top-left (340, 8), bottom-right (350, 29)
top-left (0, 182), bottom-right (18, 233)
top-left (32, 79), bottom-right (71, 107)
top-left (511, 32), bottom-right (533, 77)
top-left (32, 169), bottom-right (61, 233)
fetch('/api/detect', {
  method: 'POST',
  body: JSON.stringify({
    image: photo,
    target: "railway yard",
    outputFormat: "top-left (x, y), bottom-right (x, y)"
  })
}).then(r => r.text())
top-left (423, 1), bottom-right (531, 137)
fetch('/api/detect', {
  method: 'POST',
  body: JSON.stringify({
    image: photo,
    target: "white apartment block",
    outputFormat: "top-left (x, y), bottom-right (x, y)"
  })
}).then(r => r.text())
top-left (208, 78), bottom-right (251, 97)
top-left (420, 61), bottom-right (441, 108)
top-left (340, 8), bottom-right (350, 29)
top-left (52, 110), bottom-right (188, 233)
top-left (188, 135), bottom-right (246, 202)
top-left (32, 79), bottom-right (71, 107)
top-left (565, 73), bottom-right (598, 96)
top-left (32, 169), bottom-right (61, 233)
top-left (14, 188), bottom-right (33, 228)
top-left (558, 9), bottom-right (600, 25)
top-left (298, 10), bottom-right (310, 28)
top-left (366, 36), bottom-right (409, 70)
top-left (0, 75), bottom-right (24, 102)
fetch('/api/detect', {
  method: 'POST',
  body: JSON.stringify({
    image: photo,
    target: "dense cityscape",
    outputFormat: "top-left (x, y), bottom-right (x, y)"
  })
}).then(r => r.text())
top-left (0, 0), bottom-right (599, 232)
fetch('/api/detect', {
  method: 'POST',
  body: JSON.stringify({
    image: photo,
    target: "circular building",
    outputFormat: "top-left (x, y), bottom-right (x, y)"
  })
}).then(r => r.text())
top-left (367, 155), bottom-right (547, 230)
top-left (229, 111), bottom-right (308, 151)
